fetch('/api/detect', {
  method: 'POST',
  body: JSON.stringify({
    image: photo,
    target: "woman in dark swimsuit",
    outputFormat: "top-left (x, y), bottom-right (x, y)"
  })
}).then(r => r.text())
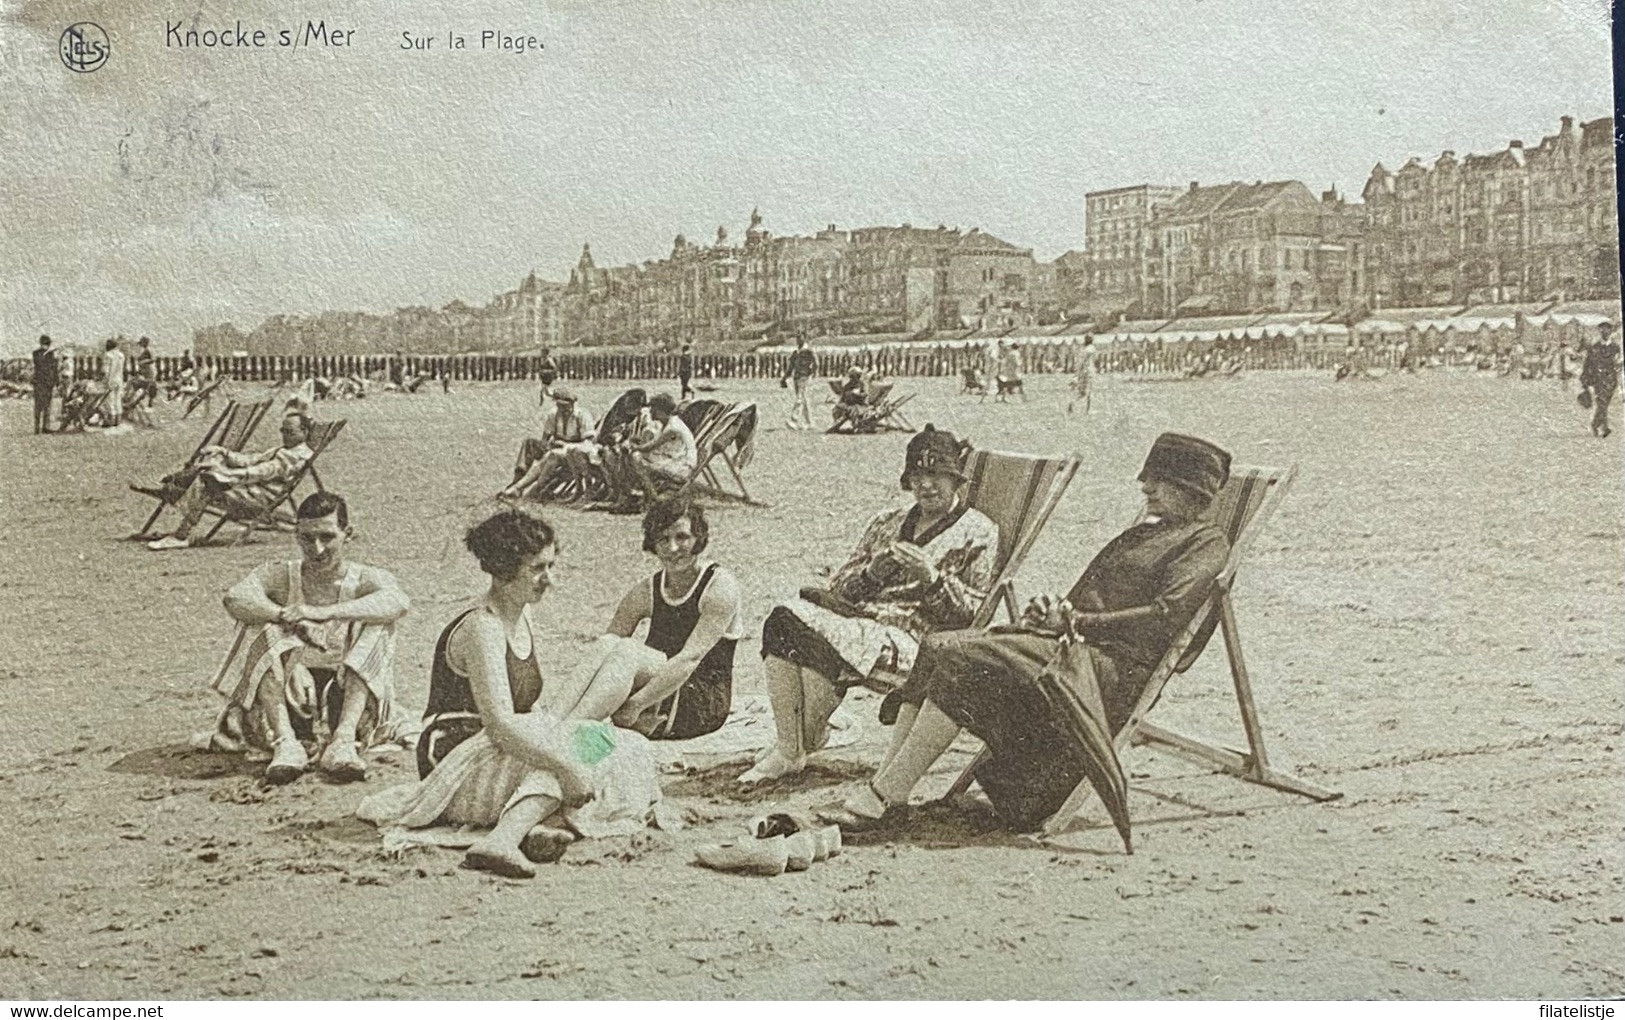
top-left (593, 498), bottom-right (743, 739)
top-left (358, 507), bottom-right (659, 879)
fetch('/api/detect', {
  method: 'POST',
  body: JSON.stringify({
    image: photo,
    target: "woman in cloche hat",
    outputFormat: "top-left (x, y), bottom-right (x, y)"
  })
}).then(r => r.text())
top-left (820, 433), bottom-right (1235, 837)
top-left (739, 425), bottom-right (1001, 784)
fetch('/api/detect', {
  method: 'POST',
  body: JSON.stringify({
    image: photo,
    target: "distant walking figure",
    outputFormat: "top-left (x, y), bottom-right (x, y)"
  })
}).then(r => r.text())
top-left (783, 336), bottom-right (816, 429)
top-left (538, 349), bottom-right (559, 406)
top-left (1579, 322), bottom-right (1621, 438)
top-left (678, 344), bottom-right (695, 401)
top-left (1069, 336), bottom-right (1096, 415)
top-left (31, 334), bottom-right (58, 434)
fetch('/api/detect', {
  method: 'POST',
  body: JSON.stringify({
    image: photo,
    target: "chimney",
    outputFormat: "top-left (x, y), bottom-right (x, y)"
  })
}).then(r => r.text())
top-left (1509, 140), bottom-right (1523, 149)
top-left (1561, 115), bottom-right (1574, 131)
top-left (1189, 181), bottom-right (1199, 192)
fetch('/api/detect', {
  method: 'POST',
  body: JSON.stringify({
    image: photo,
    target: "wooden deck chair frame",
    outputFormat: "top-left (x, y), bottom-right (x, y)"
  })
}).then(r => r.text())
top-left (183, 376), bottom-right (227, 418)
top-left (62, 387), bottom-right (107, 432)
top-left (861, 447), bottom-right (1081, 694)
top-left (130, 396), bottom-right (276, 539)
top-left (638, 402), bottom-right (768, 507)
top-left (946, 462), bottom-right (1341, 836)
top-left (687, 402), bottom-right (765, 506)
top-left (196, 419), bottom-right (346, 545)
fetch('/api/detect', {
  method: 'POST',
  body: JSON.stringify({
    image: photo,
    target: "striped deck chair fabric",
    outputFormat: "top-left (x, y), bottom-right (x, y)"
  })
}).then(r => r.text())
top-left (962, 448), bottom-right (1083, 628)
top-left (681, 402), bottom-right (766, 506)
top-left (200, 418), bottom-right (347, 543)
top-left (130, 396), bottom-right (276, 539)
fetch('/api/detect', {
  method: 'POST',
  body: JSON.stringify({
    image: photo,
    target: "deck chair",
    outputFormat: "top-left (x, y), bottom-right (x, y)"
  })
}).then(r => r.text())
top-left (129, 396), bottom-right (277, 539)
top-left (683, 402), bottom-right (765, 506)
top-left (183, 376), bottom-right (227, 419)
top-left (861, 448), bottom-right (1081, 694)
top-left (634, 402), bottom-right (765, 507)
top-left (947, 462), bottom-right (1341, 837)
top-left (828, 380), bottom-right (916, 434)
top-left (195, 419), bottom-right (346, 545)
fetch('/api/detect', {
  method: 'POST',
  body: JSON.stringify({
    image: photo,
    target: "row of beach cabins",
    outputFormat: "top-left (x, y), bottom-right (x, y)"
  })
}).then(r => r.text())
top-left (6, 300), bottom-right (1619, 387)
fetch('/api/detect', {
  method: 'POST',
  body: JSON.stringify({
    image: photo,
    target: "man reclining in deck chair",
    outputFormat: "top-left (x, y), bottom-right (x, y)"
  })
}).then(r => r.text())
top-left (500, 388), bottom-right (594, 500)
top-left (192, 491), bottom-right (412, 785)
top-left (813, 433), bottom-right (1232, 836)
top-left (145, 410), bottom-right (315, 550)
top-left (602, 393), bottom-right (696, 513)
top-left (831, 367), bottom-right (883, 433)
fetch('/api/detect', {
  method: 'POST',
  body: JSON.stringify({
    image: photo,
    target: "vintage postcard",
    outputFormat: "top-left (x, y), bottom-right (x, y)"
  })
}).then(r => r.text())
top-left (1, 0), bottom-right (1621, 1004)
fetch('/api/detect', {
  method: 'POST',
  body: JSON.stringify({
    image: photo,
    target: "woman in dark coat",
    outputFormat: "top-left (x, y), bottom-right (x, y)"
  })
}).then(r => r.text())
top-left (821, 433), bottom-right (1234, 834)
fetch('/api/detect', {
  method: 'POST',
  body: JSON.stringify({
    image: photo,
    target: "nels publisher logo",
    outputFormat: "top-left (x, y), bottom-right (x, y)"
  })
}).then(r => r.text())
top-left (59, 22), bottom-right (110, 73)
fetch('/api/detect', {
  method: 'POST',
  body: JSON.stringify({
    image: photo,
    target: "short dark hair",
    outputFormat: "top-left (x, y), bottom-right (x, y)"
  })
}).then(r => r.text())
top-left (104, 339), bottom-right (118, 352)
top-left (649, 393), bottom-right (678, 416)
top-left (296, 491), bottom-right (349, 529)
top-left (466, 507), bottom-right (558, 580)
top-left (641, 497), bottom-right (709, 555)
top-left (38, 334), bottom-right (50, 346)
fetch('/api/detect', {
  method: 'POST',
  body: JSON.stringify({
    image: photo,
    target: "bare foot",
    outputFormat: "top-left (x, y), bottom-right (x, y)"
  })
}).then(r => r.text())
top-left (737, 748), bottom-right (806, 785)
top-left (463, 846), bottom-right (536, 879)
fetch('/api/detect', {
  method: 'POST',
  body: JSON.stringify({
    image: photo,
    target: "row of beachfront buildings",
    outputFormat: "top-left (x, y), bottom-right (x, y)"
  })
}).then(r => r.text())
top-left (194, 114), bottom-right (1619, 355)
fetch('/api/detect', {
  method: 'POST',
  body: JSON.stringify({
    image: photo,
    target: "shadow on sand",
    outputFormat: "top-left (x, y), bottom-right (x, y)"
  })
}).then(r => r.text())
top-left (107, 743), bottom-right (262, 781)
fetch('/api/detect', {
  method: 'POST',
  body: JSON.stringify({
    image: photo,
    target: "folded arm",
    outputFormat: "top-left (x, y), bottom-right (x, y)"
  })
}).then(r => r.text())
top-left (300, 566), bottom-right (410, 624)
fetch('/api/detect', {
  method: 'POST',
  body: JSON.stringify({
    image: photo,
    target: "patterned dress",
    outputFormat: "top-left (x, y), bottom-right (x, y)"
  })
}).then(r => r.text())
top-left (760, 500), bottom-right (999, 686)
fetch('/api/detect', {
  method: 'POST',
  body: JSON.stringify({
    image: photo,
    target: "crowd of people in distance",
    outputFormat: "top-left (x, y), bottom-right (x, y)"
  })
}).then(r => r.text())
top-left (26, 334), bottom-right (199, 435)
top-left (499, 388), bottom-right (699, 512)
top-left (177, 415), bottom-right (1247, 876)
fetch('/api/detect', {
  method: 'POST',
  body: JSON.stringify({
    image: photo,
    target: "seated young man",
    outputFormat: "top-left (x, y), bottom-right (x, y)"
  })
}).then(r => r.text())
top-left (603, 393), bottom-right (696, 510)
top-left (146, 411), bottom-right (314, 550)
top-left (193, 491), bottom-right (413, 784)
top-left (501, 388), bottom-right (594, 500)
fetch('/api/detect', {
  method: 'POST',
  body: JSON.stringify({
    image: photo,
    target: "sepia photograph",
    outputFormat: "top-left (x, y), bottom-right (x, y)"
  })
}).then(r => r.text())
top-left (1, 0), bottom-right (1621, 1003)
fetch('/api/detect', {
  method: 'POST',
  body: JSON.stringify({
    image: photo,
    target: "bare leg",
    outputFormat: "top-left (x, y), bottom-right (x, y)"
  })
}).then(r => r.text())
top-left (737, 656), bottom-right (808, 782)
top-left (465, 794), bottom-right (558, 878)
top-left (503, 457), bottom-right (547, 498)
top-left (542, 637), bottom-right (662, 723)
top-left (319, 674), bottom-right (371, 780)
top-left (257, 659), bottom-right (303, 748)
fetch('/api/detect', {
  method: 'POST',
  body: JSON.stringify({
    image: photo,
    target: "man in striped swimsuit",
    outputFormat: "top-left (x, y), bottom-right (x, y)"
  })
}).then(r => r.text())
top-left (192, 491), bottom-right (413, 785)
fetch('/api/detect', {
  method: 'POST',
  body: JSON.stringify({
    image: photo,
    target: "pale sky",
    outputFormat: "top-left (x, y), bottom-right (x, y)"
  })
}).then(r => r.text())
top-left (0, 0), bottom-right (1615, 353)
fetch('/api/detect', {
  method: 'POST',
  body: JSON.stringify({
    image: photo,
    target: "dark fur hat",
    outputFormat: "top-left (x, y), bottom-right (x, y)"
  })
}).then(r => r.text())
top-left (901, 424), bottom-right (971, 489)
top-left (1138, 433), bottom-right (1231, 503)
